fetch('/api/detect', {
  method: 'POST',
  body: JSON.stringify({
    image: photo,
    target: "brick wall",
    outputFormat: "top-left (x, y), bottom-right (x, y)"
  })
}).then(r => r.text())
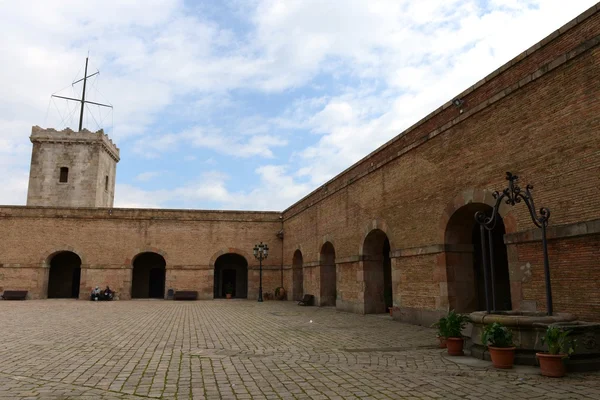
top-left (281, 5), bottom-right (600, 324)
top-left (0, 207), bottom-right (282, 300)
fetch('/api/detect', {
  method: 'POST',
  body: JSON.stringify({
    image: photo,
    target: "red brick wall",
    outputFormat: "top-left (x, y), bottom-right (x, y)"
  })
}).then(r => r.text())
top-left (509, 234), bottom-right (600, 321)
top-left (0, 207), bottom-right (283, 300)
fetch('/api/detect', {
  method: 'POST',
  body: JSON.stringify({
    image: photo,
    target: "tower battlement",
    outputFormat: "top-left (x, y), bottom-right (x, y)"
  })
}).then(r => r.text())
top-left (26, 126), bottom-right (120, 208)
top-left (30, 126), bottom-right (120, 162)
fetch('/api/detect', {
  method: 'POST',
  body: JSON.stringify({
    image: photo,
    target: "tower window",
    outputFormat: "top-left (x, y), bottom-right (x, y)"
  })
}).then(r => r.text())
top-left (59, 167), bottom-right (69, 183)
top-left (105, 176), bottom-right (109, 191)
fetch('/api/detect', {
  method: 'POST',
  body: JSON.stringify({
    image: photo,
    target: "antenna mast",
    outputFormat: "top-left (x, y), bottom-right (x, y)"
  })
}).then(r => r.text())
top-left (51, 56), bottom-right (112, 132)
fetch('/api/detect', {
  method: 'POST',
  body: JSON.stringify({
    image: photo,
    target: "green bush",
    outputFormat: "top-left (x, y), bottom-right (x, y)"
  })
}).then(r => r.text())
top-left (445, 310), bottom-right (470, 338)
top-left (481, 322), bottom-right (514, 348)
top-left (542, 325), bottom-right (576, 356)
top-left (432, 316), bottom-right (448, 338)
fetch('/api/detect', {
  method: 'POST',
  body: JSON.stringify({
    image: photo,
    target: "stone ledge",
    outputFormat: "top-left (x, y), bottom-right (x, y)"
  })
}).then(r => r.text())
top-left (504, 218), bottom-right (600, 244)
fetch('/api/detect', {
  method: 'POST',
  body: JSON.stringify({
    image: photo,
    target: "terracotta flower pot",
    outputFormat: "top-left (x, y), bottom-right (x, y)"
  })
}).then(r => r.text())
top-left (537, 353), bottom-right (567, 377)
top-left (446, 337), bottom-right (464, 356)
top-left (226, 294), bottom-right (232, 299)
top-left (489, 346), bottom-right (516, 369)
top-left (388, 307), bottom-right (393, 316)
top-left (438, 336), bottom-right (447, 348)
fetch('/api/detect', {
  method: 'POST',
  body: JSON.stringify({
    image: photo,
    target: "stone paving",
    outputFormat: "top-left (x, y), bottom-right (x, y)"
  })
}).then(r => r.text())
top-left (0, 300), bottom-right (599, 399)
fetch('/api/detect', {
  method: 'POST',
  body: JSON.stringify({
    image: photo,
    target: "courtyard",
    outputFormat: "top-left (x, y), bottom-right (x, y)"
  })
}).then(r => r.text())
top-left (0, 300), bottom-right (599, 400)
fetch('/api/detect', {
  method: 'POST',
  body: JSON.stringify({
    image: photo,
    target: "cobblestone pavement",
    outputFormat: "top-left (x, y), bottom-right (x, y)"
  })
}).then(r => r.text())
top-left (0, 300), bottom-right (599, 399)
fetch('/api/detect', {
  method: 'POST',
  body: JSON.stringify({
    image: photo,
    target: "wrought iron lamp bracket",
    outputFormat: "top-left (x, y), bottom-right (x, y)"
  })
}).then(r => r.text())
top-left (474, 171), bottom-right (553, 316)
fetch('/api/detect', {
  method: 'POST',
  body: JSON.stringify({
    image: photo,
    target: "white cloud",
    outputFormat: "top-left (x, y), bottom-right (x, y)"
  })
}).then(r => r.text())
top-left (134, 127), bottom-right (288, 159)
top-left (0, 0), bottom-right (596, 209)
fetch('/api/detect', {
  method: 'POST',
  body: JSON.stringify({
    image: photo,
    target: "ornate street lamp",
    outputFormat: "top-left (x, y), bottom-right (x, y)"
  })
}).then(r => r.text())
top-left (253, 242), bottom-right (269, 302)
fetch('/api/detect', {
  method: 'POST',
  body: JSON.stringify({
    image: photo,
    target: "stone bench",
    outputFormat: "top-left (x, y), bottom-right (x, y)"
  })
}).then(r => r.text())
top-left (1, 290), bottom-right (28, 300)
top-left (174, 291), bottom-right (198, 300)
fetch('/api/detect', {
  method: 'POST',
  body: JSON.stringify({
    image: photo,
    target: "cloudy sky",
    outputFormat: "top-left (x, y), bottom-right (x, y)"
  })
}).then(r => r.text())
top-left (0, 0), bottom-right (596, 210)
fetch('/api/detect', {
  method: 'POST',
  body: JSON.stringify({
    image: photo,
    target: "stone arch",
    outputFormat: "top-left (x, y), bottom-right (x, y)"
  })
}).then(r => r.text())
top-left (213, 253), bottom-right (249, 299)
top-left (46, 251), bottom-right (82, 299)
top-left (438, 188), bottom-right (517, 243)
top-left (359, 219), bottom-right (395, 256)
top-left (319, 241), bottom-right (336, 306)
top-left (41, 247), bottom-right (86, 267)
top-left (362, 228), bottom-right (392, 314)
top-left (131, 252), bottom-right (166, 299)
top-left (292, 249), bottom-right (304, 301)
top-left (444, 202), bottom-right (512, 313)
top-left (209, 248), bottom-right (252, 268)
top-left (128, 247), bottom-right (168, 267)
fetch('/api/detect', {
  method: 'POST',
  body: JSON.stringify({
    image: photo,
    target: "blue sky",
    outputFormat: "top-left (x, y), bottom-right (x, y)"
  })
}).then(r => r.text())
top-left (0, 0), bottom-right (596, 210)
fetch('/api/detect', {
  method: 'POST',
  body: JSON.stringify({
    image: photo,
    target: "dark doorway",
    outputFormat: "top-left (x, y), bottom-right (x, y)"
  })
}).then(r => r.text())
top-left (48, 251), bottom-right (81, 298)
top-left (222, 269), bottom-right (237, 297)
top-left (132, 252), bottom-right (166, 299)
top-left (472, 212), bottom-right (512, 311)
top-left (292, 250), bottom-right (304, 301)
top-left (445, 203), bottom-right (512, 312)
top-left (320, 242), bottom-right (336, 306)
top-left (362, 229), bottom-right (391, 314)
top-left (213, 254), bottom-right (248, 298)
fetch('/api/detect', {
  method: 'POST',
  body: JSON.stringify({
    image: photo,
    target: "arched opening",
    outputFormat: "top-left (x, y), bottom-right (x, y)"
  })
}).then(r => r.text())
top-left (213, 253), bottom-right (248, 299)
top-left (292, 250), bottom-right (304, 301)
top-left (47, 251), bottom-right (81, 298)
top-left (132, 252), bottom-right (166, 299)
top-left (445, 203), bottom-right (512, 312)
top-left (362, 229), bottom-right (392, 314)
top-left (320, 242), bottom-right (336, 306)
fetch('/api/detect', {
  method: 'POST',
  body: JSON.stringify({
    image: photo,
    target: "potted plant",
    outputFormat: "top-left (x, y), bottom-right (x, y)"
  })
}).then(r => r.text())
top-left (537, 325), bottom-right (576, 378)
top-left (432, 316), bottom-right (448, 348)
top-left (224, 283), bottom-right (233, 299)
top-left (481, 322), bottom-right (516, 369)
top-left (274, 287), bottom-right (286, 300)
top-left (445, 310), bottom-right (470, 356)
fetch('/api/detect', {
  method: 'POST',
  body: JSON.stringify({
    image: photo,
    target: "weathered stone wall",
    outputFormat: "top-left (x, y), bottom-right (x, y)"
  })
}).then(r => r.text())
top-left (26, 127), bottom-right (119, 208)
top-left (0, 207), bottom-right (282, 300)
top-left (281, 5), bottom-right (600, 324)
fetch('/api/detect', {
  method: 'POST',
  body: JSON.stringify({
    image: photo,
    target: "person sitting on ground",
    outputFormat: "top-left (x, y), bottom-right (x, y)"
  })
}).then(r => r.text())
top-left (103, 286), bottom-right (113, 300)
top-left (90, 286), bottom-right (101, 301)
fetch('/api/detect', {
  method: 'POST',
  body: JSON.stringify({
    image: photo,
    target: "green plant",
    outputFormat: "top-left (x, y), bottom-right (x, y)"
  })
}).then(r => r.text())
top-left (224, 283), bottom-right (233, 294)
top-left (541, 326), bottom-right (576, 356)
top-left (481, 322), bottom-right (514, 348)
top-left (432, 316), bottom-right (449, 338)
top-left (445, 310), bottom-right (470, 338)
top-left (274, 287), bottom-right (285, 299)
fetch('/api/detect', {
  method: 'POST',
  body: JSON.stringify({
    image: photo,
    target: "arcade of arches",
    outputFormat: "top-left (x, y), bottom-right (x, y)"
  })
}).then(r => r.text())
top-left (47, 251), bottom-right (81, 298)
top-left (213, 253), bottom-right (248, 299)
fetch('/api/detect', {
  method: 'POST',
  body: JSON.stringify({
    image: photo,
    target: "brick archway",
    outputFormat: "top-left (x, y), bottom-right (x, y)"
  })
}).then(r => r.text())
top-left (209, 248), bottom-right (252, 268)
top-left (319, 241), bottom-right (336, 306)
top-left (358, 219), bottom-right (395, 256)
top-left (441, 188), bottom-right (515, 313)
top-left (438, 188), bottom-right (517, 243)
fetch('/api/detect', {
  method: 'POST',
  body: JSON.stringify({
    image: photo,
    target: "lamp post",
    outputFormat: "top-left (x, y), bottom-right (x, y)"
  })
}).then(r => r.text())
top-left (253, 242), bottom-right (269, 302)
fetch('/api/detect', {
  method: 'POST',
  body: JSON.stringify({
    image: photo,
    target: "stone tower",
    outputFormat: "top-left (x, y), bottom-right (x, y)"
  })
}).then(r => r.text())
top-left (26, 126), bottom-right (120, 208)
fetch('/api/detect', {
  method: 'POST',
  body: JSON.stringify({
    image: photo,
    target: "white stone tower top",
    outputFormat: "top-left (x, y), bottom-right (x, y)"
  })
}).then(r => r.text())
top-left (26, 126), bottom-right (120, 208)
